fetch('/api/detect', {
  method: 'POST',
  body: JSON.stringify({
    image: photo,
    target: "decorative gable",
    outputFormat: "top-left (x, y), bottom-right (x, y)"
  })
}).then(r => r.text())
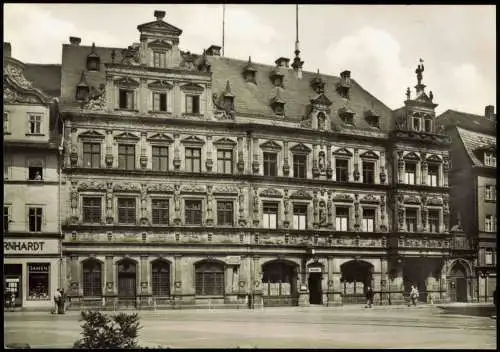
top-left (180, 83), bottom-right (204, 93)
top-left (78, 130), bottom-right (105, 140)
top-left (426, 154), bottom-right (442, 163)
top-left (213, 137), bottom-right (237, 148)
top-left (290, 143), bottom-right (311, 154)
top-left (148, 80), bottom-right (173, 90)
top-left (359, 150), bottom-right (379, 160)
top-left (147, 133), bottom-right (173, 144)
top-left (403, 152), bottom-right (421, 161)
top-left (137, 11), bottom-right (183, 37)
top-left (259, 188), bottom-right (282, 198)
top-left (290, 189), bottom-right (312, 200)
top-left (333, 147), bottom-right (353, 157)
top-left (114, 77), bottom-right (140, 89)
top-left (181, 135), bottom-right (205, 145)
top-left (114, 132), bottom-right (140, 141)
top-left (260, 140), bottom-right (282, 151)
top-left (310, 93), bottom-right (332, 107)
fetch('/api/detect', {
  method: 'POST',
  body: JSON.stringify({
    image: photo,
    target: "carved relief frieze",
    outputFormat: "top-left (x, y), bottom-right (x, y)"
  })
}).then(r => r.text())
top-left (259, 188), bottom-right (282, 198)
top-left (290, 189), bottom-right (312, 200)
top-left (180, 184), bottom-right (206, 194)
top-left (147, 183), bottom-right (174, 193)
top-left (405, 194), bottom-right (421, 204)
top-left (78, 181), bottom-right (107, 192)
top-left (113, 183), bottom-right (140, 193)
top-left (360, 194), bottom-right (380, 204)
top-left (213, 185), bottom-right (239, 195)
top-left (333, 193), bottom-right (354, 203)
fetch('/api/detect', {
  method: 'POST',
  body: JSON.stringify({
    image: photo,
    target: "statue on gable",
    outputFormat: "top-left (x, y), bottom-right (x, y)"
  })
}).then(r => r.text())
top-left (415, 59), bottom-right (424, 85)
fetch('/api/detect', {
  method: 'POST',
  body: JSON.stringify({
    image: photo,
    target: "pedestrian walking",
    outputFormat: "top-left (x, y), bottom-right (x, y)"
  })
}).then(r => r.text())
top-left (409, 285), bottom-right (419, 307)
top-left (9, 291), bottom-right (16, 311)
top-left (365, 286), bottom-right (374, 308)
top-left (53, 289), bottom-right (61, 314)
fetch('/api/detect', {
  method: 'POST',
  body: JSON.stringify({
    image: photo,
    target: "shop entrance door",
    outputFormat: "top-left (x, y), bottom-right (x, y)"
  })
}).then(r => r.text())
top-left (4, 264), bottom-right (23, 307)
top-left (308, 273), bottom-right (323, 305)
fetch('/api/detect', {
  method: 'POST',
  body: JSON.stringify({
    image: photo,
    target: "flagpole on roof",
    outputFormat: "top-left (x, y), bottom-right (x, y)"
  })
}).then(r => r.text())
top-left (222, 2), bottom-right (226, 57)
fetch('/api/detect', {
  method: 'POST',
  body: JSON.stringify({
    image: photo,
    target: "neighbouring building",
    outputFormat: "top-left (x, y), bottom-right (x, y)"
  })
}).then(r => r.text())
top-left (437, 106), bottom-right (497, 302)
top-left (3, 42), bottom-right (63, 309)
top-left (59, 11), bottom-right (458, 310)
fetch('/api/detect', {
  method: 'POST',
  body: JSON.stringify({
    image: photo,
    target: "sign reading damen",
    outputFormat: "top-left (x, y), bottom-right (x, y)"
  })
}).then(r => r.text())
top-left (4, 239), bottom-right (59, 255)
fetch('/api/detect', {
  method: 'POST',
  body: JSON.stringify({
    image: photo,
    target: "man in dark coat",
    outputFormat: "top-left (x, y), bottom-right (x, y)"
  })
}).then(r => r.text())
top-left (365, 286), bottom-right (374, 308)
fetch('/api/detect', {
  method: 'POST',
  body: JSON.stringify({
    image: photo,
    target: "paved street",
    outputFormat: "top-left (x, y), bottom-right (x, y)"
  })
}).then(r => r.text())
top-left (4, 305), bottom-right (496, 349)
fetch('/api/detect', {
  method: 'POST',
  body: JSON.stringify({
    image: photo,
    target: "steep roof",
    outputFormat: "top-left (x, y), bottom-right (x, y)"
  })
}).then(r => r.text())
top-left (456, 127), bottom-right (496, 167)
top-left (436, 109), bottom-right (496, 136)
top-left (24, 64), bottom-right (62, 98)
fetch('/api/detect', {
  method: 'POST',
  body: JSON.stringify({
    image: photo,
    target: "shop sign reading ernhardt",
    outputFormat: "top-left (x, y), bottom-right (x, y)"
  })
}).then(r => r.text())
top-left (4, 239), bottom-right (59, 255)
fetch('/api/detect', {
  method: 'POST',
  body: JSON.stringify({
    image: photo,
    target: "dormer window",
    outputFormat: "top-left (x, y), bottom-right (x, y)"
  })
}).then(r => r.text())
top-left (75, 71), bottom-right (90, 101)
top-left (243, 56), bottom-right (257, 84)
top-left (270, 67), bottom-right (285, 88)
top-left (86, 43), bottom-right (100, 71)
top-left (271, 87), bottom-right (285, 116)
top-left (317, 112), bottom-right (326, 130)
top-left (424, 117), bottom-right (432, 133)
top-left (153, 51), bottom-right (167, 69)
top-left (412, 115), bottom-right (421, 132)
top-left (485, 152), bottom-right (496, 167)
top-left (339, 108), bottom-right (354, 126)
top-left (222, 80), bottom-right (235, 111)
top-left (365, 111), bottom-right (380, 128)
top-left (273, 102), bottom-right (284, 116)
top-left (337, 70), bottom-right (351, 99)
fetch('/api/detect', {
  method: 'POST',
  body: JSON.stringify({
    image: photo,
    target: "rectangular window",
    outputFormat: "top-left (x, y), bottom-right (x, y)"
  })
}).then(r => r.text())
top-left (4, 158), bottom-right (9, 180)
top-left (263, 202), bottom-right (278, 229)
top-left (485, 185), bottom-right (496, 201)
top-left (152, 199), bottom-right (169, 225)
top-left (28, 160), bottom-right (43, 180)
top-left (217, 201), bottom-right (233, 226)
top-left (4, 206), bottom-right (10, 233)
top-left (335, 207), bottom-right (349, 231)
top-left (293, 154), bottom-right (307, 178)
top-left (362, 161), bottom-right (375, 184)
top-left (153, 52), bottom-right (166, 68)
top-left (28, 207), bottom-right (43, 232)
top-left (406, 208), bottom-right (418, 232)
top-left (118, 144), bottom-right (135, 170)
top-left (484, 152), bottom-right (497, 167)
top-left (405, 163), bottom-right (416, 185)
top-left (152, 92), bottom-right (167, 112)
top-left (117, 198), bottom-right (136, 224)
top-left (336, 159), bottom-right (348, 182)
top-left (293, 204), bottom-right (307, 230)
top-left (185, 200), bottom-right (202, 225)
top-left (83, 142), bottom-right (101, 168)
top-left (362, 208), bottom-right (375, 232)
top-left (185, 148), bottom-right (201, 172)
top-left (424, 119), bottom-right (432, 133)
top-left (263, 152), bottom-right (278, 177)
top-left (119, 89), bottom-right (134, 110)
top-left (152, 146), bottom-right (169, 172)
top-left (28, 114), bottom-right (42, 134)
top-left (4, 112), bottom-right (9, 133)
top-left (413, 117), bottom-right (421, 132)
top-left (428, 209), bottom-right (440, 233)
top-left (485, 250), bottom-right (493, 265)
top-left (427, 164), bottom-right (439, 186)
top-left (185, 95), bottom-right (200, 114)
top-left (217, 149), bottom-right (233, 174)
top-left (82, 197), bottom-right (102, 224)
top-left (27, 264), bottom-right (50, 300)
top-left (485, 215), bottom-right (495, 232)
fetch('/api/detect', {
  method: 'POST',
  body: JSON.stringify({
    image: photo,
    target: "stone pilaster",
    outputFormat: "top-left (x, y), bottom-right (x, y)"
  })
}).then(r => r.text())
top-left (105, 256), bottom-right (115, 296)
top-left (173, 133), bottom-right (181, 170)
top-left (326, 144), bottom-right (332, 179)
top-left (70, 127), bottom-right (78, 167)
top-left (313, 190), bottom-right (319, 228)
top-left (105, 182), bottom-right (113, 224)
top-left (283, 141), bottom-right (290, 176)
top-left (327, 258), bottom-right (342, 306)
top-left (69, 255), bottom-right (80, 296)
top-left (237, 136), bottom-right (245, 173)
top-left (205, 136), bottom-right (213, 172)
top-left (206, 185), bottom-right (214, 226)
top-left (397, 151), bottom-right (404, 184)
top-left (105, 130), bottom-right (113, 168)
top-left (353, 148), bottom-right (360, 181)
top-left (174, 255), bottom-right (182, 295)
top-left (140, 255), bottom-right (150, 296)
top-left (312, 144), bottom-right (320, 178)
top-left (442, 156), bottom-right (449, 187)
top-left (140, 132), bottom-right (148, 169)
top-left (379, 151), bottom-right (386, 184)
top-left (252, 137), bottom-right (259, 174)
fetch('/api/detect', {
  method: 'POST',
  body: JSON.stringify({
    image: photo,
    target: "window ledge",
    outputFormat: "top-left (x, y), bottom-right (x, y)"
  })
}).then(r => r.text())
top-left (484, 199), bottom-right (496, 203)
top-left (149, 111), bottom-right (172, 115)
top-left (25, 133), bottom-right (45, 137)
top-left (114, 108), bottom-right (139, 113)
top-left (4, 131), bottom-right (11, 135)
top-left (182, 113), bottom-right (204, 117)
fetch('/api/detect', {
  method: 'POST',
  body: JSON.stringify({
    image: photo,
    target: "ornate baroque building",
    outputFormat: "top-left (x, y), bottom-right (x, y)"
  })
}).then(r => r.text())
top-left (59, 11), bottom-right (461, 309)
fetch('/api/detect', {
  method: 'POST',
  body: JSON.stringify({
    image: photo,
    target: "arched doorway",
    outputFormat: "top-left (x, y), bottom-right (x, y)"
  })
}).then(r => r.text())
top-left (151, 260), bottom-right (170, 298)
top-left (307, 263), bottom-right (324, 305)
top-left (82, 259), bottom-right (102, 298)
top-left (117, 259), bottom-right (137, 305)
top-left (448, 262), bottom-right (468, 302)
top-left (262, 260), bottom-right (298, 307)
top-left (195, 261), bottom-right (225, 296)
top-left (340, 260), bottom-right (373, 304)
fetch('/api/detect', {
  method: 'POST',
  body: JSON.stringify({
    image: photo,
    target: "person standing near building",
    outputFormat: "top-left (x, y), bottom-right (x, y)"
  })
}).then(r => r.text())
top-left (365, 286), bottom-right (374, 308)
top-left (53, 289), bottom-right (61, 314)
top-left (409, 285), bottom-right (419, 307)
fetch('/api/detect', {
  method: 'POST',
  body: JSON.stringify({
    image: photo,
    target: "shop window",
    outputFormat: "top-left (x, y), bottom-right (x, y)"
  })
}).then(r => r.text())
top-left (152, 260), bottom-right (170, 296)
top-left (217, 200), bottom-right (233, 226)
top-left (119, 89), bottom-right (135, 110)
top-left (185, 147), bottom-right (201, 172)
top-left (185, 95), bottom-right (200, 114)
top-left (293, 204), bottom-right (307, 230)
top-left (406, 208), bottom-right (418, 232)
top-left (83, 260), bottom-right (102, 297)
top-left (336, 159), bottom-right (348, 182)
top-left (336, 207), bottom-right (349, 231)
top-left (82, 197), bottom-right (102, 224)
top-left (153, 92), bottom-right (167, 112)
top-left (217, 149), bottom-right (233, 174)
top-left (293, 154), bottom-right (307, 178)
top-left (428, 209), bottom-right (440, 232)
top-left (185, 200), bottom-right (202, 225)
top-left (152, 199), bottom-right (169, 225)
top-left (263, 202), bottom-right (278, 229)
top-left (28, 114), bottom-right (42, 134)
top-left (195, 261), bottom-right (224, 296)
top-left (405, 162), bottom-right (416, 185)
top-left (152, 146), bottom-right (169, 172)
top-left (28, 207), bottom-right (43, 232)
top-left (118, 144), bottom-right (136, 170)
top-left (362, 161), bottom-right (375, 184)
top-left (362, 208), bottom-right (375, 232)
top-left (428, 164), bottom-right (439, 186)
top-left (27, 263), bottom-right (50, 300)
top-left (83, 142), bottom-right (101, 168)
top-left (263, 152), bottom-right (278, 177)
top-left (117, 198), bottom-right (136, 224)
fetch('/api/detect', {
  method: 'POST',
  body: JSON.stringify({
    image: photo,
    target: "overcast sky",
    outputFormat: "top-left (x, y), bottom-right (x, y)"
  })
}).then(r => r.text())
top-left (3, 4), bottom-right (496, 115)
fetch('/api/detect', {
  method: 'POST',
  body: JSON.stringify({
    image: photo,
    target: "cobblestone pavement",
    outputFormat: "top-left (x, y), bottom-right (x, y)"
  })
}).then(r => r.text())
top-left (4, 305), bottom-right (497, 349)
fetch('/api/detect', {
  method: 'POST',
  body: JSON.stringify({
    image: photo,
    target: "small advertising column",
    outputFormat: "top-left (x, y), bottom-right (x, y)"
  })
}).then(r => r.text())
top-left (3, 238), bottom-right (60, 310)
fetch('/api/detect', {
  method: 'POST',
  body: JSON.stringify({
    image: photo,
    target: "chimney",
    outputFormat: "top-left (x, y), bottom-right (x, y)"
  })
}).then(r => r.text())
top-left (69, 36), bottom-right (81, 46)
top-left (485, 105), bottom-right (495, 120)
top-left (275, 57), bottom-right (290, 68)
top-left (154, 10), bottom-right (166, 21)
top-left (3, 42), bottom-right (12, 58)
top-left (206, 45), bottom-right (221, 56)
